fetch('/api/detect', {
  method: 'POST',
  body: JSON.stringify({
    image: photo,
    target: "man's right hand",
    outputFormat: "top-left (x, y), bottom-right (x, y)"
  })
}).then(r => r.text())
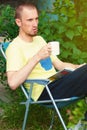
top-left (37, 44), bottom-right (52, 60)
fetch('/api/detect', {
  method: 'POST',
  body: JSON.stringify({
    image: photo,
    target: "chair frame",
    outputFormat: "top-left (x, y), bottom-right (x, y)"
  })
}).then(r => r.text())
top-left (0, 42), bottom-right (84, 130)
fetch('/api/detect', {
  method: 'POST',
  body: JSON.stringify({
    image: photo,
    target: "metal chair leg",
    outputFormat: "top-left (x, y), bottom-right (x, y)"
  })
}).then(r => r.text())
top-left (22, 100), bottom-right (30, 130)
top-left (49, 110), bottom-right (55, 130)
top-left (45, 85), bottom-right (68, 130)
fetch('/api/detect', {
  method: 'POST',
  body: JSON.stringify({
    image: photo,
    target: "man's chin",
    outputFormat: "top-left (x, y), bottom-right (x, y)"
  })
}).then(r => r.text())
top-left (30, 33), bottom-right (37, 37)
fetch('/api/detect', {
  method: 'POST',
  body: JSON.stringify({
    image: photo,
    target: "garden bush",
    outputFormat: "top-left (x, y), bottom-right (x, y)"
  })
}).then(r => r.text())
top-left (53, 0), bottom-right (87, 128)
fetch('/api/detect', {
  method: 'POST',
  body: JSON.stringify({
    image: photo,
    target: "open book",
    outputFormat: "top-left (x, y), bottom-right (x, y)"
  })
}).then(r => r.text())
top-left (48, 68), bottom-right (75, 81)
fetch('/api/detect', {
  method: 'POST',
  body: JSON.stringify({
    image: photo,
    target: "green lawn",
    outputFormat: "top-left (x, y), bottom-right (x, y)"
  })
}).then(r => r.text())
top-left (0, 100), bottom-right (68, 130)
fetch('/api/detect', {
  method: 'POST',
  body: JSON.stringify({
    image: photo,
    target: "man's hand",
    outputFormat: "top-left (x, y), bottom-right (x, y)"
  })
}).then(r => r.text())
top-left (76, 63), bottom-right (86, 69)
top-left (37, 44), bottom-right (52, 60)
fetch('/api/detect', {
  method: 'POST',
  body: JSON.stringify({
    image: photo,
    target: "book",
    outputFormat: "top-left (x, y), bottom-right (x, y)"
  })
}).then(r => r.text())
top-left (48, 68), bottom-right (75, 81)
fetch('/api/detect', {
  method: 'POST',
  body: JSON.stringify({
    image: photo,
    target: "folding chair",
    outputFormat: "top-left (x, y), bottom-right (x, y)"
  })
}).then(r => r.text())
top-left (0, 42), bottom-right (85, 130)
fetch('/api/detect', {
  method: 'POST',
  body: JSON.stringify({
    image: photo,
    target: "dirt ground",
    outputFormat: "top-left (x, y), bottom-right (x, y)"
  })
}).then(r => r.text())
top-left (0, 83), bottom-right (10, 103)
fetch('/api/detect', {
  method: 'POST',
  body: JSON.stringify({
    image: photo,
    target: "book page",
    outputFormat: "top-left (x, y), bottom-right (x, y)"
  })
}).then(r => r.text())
top-left (48, 68), bottom-right (75, 81)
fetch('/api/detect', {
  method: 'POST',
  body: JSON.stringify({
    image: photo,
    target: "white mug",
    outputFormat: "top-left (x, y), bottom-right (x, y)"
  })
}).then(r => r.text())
top-left (48, 41), bottom-right (60, 55)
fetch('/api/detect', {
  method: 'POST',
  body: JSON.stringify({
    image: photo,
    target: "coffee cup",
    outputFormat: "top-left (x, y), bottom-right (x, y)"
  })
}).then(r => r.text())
top-left (48, 41), bottom-right (60, 55)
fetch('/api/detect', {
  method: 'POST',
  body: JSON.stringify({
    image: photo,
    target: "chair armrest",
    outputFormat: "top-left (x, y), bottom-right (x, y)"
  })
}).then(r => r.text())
top-left (24, 79), bottom-right (50, 85)
top-left (21, 79), bottom-right (50, 99)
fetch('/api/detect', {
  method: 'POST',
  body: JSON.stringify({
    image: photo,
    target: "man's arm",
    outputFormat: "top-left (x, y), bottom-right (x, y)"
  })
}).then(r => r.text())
top-left (52, 58), bottom-right (85, 71)
top-left (7, 44), bottom-right (51, 90)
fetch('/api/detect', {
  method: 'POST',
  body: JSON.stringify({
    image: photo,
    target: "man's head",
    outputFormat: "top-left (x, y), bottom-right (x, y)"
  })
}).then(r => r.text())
top-left (15, 2), bottom-right (39, 38)
top-left (15, 2), bottom-right (39, 19)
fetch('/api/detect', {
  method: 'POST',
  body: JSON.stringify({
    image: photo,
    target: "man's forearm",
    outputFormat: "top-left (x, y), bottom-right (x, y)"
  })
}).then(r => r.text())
top-left (7, 54), bottom-right (40, 90)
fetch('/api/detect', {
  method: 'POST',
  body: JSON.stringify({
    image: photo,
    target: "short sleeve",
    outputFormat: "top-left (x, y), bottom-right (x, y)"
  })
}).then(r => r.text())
top-left (6, 44), bottom-right (24, 71)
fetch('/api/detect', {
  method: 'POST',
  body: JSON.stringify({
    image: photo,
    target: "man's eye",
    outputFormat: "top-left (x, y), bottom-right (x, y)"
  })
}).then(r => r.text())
top-left (36, 17), bottom-right (38, 20)
top-left (28, 19), bottom-right (33, 21)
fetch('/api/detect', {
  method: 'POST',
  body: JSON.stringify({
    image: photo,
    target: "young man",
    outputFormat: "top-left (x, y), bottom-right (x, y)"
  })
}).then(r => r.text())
top-left (6, 2), bottom-right (87, 101)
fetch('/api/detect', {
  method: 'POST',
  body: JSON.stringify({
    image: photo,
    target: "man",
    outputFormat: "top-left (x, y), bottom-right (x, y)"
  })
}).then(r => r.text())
top-left (6, 2), bottom-right (87, 101)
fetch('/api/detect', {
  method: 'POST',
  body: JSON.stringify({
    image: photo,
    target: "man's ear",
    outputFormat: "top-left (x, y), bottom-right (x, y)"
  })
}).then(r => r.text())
top-left (15, 18), bottom-right (21, 27)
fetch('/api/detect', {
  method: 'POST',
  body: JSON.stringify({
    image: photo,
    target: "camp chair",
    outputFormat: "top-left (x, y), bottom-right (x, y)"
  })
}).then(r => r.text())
top-left (0, 42), bottom-right (85, 130)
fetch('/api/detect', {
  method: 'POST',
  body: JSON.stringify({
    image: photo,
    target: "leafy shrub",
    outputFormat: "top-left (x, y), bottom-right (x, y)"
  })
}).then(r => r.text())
top-left (53, 0), bottom-right (87, 127)
top-left (38, 9), bottom-right (87, 64)
top-left (0, 5), bottom-right (18, 41)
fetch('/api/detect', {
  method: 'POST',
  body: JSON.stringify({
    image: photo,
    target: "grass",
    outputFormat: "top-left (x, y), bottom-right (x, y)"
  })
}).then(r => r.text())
top-left (1, 86), bottom-right (86, 130)
top-left (0, 96), bottom-right (68, 130)
top-left (0, 87), bottom-right (76, 130)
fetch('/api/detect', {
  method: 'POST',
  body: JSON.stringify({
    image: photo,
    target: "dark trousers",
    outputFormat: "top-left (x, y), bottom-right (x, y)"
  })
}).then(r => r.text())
top-left (38, 64), bottom-right (87, 100)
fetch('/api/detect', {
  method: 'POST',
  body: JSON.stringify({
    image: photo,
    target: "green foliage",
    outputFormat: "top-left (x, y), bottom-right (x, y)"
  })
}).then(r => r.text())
top-left (0, 5), bottom-right (18, 41)
top-left (52, 0), bottom-right (87, 128)
top-left (53, 0), bottom-right (87, 62)
top-left (67, 99), bottom-right (87, 128)
top-left (74, 0), bottom-right (87, 51)
top-left (0, 51), bottom-right (7, 85)
top-left (38, 10), bottom-right (87, 64)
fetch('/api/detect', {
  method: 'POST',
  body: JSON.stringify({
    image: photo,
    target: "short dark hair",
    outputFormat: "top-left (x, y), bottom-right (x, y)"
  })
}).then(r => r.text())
top-left (15, 1), bottom-right (38, 19)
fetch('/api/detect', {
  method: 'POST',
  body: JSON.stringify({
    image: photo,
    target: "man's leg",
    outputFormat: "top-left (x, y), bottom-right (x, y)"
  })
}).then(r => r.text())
top-left (38, 64), bottom-right (87, 100)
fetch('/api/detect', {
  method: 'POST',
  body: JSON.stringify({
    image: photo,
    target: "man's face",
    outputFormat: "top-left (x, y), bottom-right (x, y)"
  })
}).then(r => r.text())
top-left (16, 7), bottom-right (39, 37)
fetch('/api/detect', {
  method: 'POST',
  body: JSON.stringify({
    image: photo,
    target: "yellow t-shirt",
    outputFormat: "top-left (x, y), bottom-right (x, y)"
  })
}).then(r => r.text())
top-left (6, 36), bottom-right (57, 101)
